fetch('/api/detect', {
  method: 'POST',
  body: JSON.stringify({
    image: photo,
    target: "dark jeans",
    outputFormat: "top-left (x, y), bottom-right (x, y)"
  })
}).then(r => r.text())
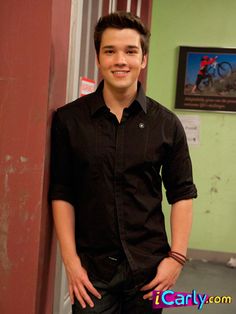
top-left (72, 259), bottom-right (162, 314)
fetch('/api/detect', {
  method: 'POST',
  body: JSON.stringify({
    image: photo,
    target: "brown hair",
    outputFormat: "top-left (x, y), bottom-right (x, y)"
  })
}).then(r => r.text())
top-left (94, 11), bottom-right (150, 58)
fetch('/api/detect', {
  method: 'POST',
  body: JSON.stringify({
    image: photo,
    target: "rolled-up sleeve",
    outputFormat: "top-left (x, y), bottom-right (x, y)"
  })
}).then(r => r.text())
top-left (162, 117), bottom-right (197, 204)
top-left (49, 110), bottom-right (75, 205)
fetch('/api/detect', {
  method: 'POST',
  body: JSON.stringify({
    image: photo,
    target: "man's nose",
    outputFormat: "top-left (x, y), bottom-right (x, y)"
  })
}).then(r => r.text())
top-left (114, 52), bottom-right (127, 65)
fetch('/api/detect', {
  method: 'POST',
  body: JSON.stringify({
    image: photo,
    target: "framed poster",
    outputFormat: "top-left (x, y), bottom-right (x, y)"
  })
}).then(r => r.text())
top-left (175, 46), bottom-right (236, 112)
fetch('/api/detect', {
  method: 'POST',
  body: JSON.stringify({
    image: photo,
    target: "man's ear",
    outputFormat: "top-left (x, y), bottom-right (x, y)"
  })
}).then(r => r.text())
top-left (141, 54), bottom-right (147, 69)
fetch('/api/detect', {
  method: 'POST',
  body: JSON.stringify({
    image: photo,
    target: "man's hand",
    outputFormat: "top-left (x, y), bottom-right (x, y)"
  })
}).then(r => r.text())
top-left (140, 257), bottom-right (183, 300)
top-left (64, 255), bottom-right (102, 308)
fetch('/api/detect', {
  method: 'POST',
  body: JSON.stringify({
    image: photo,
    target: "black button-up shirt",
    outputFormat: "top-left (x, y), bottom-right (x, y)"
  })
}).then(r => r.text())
top-left (49, 81), bottom-right (197, 283)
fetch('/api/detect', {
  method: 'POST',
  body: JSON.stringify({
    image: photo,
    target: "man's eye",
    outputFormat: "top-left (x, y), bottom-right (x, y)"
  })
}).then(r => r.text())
top-left (105, 50), bottom-right (114, 54)
top-left (127, 50), bottom-right (137, 54)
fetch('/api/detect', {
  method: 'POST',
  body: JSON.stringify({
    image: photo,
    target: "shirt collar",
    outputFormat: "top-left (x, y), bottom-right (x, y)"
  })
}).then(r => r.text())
top-left (90, 80), bottom-right (147, 116)
top-left (135, 81), bottom-right (147, 114)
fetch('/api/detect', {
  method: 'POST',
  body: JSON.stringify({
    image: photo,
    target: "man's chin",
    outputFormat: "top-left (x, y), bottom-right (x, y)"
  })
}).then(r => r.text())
top-left (108, 80), bottom-right (135, 91)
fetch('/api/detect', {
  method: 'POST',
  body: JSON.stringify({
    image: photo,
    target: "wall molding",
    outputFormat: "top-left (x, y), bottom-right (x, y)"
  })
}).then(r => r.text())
top-left (188, 248), bottom-right (236, 264)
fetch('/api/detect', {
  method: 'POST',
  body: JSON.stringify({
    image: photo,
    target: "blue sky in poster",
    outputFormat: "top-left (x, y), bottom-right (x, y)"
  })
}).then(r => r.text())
top-left (185, 52), bottom-right (236, 85)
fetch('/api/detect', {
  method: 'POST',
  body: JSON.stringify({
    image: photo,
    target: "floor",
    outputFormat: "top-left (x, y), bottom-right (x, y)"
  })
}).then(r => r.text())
top-left (163, 259), bottom-right (236, 313)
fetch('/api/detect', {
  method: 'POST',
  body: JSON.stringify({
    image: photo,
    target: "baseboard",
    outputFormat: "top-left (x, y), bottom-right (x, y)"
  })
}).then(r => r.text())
top-left (187, 248), bottom-right (236, 264)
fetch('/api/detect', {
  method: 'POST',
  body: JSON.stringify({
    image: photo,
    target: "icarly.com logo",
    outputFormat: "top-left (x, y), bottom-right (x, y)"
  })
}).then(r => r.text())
top-left (152, 289), bottom-right (232, 310)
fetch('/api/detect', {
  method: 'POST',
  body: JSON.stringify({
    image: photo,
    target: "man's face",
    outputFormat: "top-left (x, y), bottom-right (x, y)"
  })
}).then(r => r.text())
top-left (97, 28), bottom-right (147, 93)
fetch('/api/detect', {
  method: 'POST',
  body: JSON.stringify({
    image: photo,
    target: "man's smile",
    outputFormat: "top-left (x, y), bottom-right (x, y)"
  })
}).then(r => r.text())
top-left (111, 70), bottom-right (130, 77)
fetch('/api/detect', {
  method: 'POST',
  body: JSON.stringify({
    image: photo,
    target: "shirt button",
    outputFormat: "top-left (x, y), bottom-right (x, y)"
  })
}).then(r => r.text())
top-left (139, 122), bottom-right (145, 129)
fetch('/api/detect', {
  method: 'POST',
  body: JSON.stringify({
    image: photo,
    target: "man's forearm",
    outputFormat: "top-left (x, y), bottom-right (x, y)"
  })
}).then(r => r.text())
top-left (52, 200), bottom-right (101, 306)
top-left (140, 199), bottom-right (193, 297)
top-left (52, 200), bottom-right (78, 264)
top-left (170, 199), bottom-right (193, 256)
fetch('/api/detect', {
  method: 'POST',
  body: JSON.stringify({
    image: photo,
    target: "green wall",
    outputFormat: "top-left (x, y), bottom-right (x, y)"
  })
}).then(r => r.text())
top-left (147, 0), bottom-right (236, 253)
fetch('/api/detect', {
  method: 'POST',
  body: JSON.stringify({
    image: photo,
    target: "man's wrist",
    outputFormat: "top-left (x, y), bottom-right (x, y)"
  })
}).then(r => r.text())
top-left (168, 250), bottom-right (188, 266)
top-left (62, 250), bottom-right (80, 266)
top-left (170, 245), bottom-right (188, 256)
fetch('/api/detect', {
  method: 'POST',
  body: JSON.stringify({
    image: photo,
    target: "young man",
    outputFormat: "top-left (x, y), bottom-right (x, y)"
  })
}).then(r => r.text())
top-left (49, 11), bottom-right (197, 314)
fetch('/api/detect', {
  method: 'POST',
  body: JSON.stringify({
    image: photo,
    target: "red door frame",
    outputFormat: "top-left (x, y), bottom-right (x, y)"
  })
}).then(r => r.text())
top-left (0, 1), bottom-right (71, 313)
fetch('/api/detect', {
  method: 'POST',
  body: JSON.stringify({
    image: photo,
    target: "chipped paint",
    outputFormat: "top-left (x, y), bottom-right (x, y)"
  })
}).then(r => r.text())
top-left (5, 165), bottom-right (15, 174)
top-left (20, 156), bottom-right (28, 163)
top-left (0, 204), bottom-right (12, 272)
top-left (19, 193), bottom-right (30, 221)
top-left (5, 155), bottom-right (12, 162)
top-left (0, 165), bottom-right (16, 272)
top-left (4, 166), bottom-right (15, 194)
top-left (4, 173), bottom-right (9, 194)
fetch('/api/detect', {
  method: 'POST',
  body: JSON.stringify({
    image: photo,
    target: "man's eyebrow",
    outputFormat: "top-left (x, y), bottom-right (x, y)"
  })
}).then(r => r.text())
top-left (126, 45), bottom-right (139, 49)
top-left (101, 45), bottom-right (139, 49)
top-left (101, 45), bottom-right (114, 49)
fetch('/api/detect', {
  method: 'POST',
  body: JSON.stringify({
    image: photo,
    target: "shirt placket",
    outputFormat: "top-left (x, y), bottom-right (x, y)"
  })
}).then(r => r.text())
top-left (114, 111), bottom-right (137, 273)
